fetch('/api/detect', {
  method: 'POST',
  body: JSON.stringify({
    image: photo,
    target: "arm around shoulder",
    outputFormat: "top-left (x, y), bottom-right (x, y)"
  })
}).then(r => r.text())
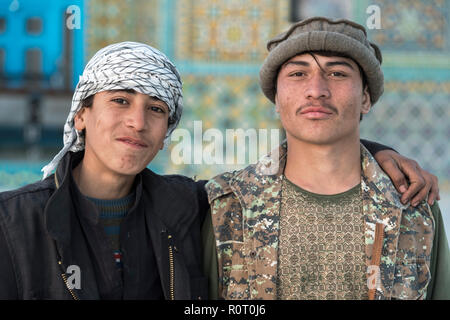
top-left (360, 139), bottom-right (396, 154)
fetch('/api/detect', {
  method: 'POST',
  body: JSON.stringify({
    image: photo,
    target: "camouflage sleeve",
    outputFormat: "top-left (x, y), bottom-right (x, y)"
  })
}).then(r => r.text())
top-left (201, 209), bottom-right (219, 300)
top-left (427, 202), bottom-right (450, 300)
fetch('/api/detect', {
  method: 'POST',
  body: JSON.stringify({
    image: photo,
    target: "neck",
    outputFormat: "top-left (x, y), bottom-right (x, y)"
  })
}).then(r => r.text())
top-left (72, 159), bottom-right (135, 200)
top-left (284, 135), bottom-right (361, 195)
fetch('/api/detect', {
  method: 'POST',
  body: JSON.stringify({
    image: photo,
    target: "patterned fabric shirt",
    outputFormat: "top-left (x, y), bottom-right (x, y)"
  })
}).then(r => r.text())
top-left (277, 177), bottom-right (368, 300)
top-left (88, 193), bottom-right (135, 271)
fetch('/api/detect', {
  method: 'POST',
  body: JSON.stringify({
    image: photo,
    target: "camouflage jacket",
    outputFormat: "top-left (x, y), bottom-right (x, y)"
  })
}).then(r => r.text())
top-left (205, 141), bottom-right (448, 300)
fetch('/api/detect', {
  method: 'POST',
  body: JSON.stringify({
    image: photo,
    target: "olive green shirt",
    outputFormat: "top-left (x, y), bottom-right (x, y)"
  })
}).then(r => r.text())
top-left (277, 178), bottom-right (367, 299)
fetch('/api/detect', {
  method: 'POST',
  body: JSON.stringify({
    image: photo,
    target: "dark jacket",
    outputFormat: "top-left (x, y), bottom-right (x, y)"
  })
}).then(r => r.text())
top-left (0, 151), bottom-right (209, 300)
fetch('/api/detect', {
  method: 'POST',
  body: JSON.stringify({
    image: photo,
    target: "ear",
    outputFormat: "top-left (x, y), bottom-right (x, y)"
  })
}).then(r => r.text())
top-left (274, 94), bottom-right (280, 113)
top-left (74, 108), bottom-right (87, 131)
top-left (361, 86), bottom-right (372, 114)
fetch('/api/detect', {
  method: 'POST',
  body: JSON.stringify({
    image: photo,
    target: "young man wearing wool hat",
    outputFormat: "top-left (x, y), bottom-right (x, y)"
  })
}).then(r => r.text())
top-left (203, 17), bottom-right (450, 300)
top-left (0, 42), bottom-right (209, 299)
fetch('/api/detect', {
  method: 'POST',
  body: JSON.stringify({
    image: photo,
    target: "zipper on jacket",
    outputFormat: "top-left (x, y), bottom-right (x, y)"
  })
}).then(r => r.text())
top-left (58, 261), bottom-right (79, 300)
top-left (167, 234), bottom-right (175, 300)
top-left (54, 241), bottom-right (79, 300)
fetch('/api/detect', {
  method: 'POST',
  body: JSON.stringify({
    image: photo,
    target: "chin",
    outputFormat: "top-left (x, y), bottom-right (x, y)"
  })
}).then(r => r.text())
top-left (288, 131), bottom-right (339, 145)
top-left (113, 153), bottom-right (156, 175)
top-left (112, 162), bottom-right (148, 176)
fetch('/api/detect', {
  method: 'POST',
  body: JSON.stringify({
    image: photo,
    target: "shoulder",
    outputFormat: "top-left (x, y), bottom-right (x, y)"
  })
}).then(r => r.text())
top-left (0, 176), bottom-right (55, 224)
top-left (0, 176), bottom-right (55, 205)
top-left (205, 168), bottom-right (247, 203)
top-left (403, 201), bottom-right (436, 226)
top-left (160, 173), bottom-right (209, 205)
top-left (139, 169), bottom-right (213, 229)
top-left (141, 169), bottom-right (204, 195)
top-left (140, 169), bottom-right (209, 210)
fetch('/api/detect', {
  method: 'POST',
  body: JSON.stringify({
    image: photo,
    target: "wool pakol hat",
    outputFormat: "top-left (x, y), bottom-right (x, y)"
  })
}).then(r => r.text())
top-left (259, 16), bottom-right (384, 105)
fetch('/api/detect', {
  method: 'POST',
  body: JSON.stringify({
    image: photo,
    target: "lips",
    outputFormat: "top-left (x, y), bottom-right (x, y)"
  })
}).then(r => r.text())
top-left (298, 106), bottom-right (334, 119)
top-left (116, 137), bottom-right (148, 148)
top-left (299, 106), bottom-right (333, 115)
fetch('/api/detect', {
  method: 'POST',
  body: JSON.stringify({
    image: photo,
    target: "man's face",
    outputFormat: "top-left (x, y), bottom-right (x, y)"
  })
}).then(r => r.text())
top-left (74, 90), bottom-right (169, 177)
top-left (275, 53), bottom-right (371, 145)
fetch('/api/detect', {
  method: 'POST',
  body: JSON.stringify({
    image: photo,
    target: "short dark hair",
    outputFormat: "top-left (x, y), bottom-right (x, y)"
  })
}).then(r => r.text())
top-left (307, 51), bottom-right (368, 89)
top-left (81, 94), bottom-right (94, 108)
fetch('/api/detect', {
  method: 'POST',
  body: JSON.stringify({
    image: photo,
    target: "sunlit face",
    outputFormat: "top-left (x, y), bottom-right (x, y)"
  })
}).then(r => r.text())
top-left (74, 89), bottom-right (169, 177)
top-left (275, 53), bottom-right (371, 145)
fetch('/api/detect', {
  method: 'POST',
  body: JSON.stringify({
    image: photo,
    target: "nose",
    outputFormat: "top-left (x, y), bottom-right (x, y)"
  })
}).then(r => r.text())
top-left (304, 72), bottom-right (331, 100)
top-left (124, 103), bottom-right (147, 131)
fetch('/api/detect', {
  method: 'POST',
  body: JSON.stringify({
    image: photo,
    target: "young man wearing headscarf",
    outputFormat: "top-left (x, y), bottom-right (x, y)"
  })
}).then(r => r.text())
top-left (0, 42), bottom-right (208, 299)
top-left (0, 41), bottom-right (441, 300)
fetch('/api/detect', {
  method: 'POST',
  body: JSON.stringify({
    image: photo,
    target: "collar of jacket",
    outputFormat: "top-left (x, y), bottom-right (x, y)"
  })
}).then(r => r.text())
top-left (44, 151), bottom-right (143, 246)
top-left (43, 151), bottom-right (203, 300)
top-left (206, 140), bottom-right (423, 300)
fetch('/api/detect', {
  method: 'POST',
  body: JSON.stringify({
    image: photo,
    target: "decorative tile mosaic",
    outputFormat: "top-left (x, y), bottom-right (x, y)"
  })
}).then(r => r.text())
top-left (86, 0), bottom-right (161, 59)
top-left (160, 74), bottom-right (281, 180)
top-left (368, 0), bottom-right (449, 51)
top-left (361, 81), bottom-right (450, 190)
top-left (175, 0), bottom-right (290, 62)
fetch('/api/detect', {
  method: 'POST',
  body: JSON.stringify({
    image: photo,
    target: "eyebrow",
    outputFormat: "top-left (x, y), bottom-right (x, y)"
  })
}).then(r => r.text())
top-left (324, 61), bottom-right (355, 70)
top-left (105, 89), bottom-right (166, 105)
top-left (284, 60), bottom-right (355, 70)
top-left (105, 89), bottom-right (137, 95)
top-left (283, 61), bottom-right (310, 68)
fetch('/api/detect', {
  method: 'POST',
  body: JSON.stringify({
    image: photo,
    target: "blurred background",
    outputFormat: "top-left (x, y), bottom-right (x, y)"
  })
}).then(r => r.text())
top-left (0, 0), bottom-right (449, 241)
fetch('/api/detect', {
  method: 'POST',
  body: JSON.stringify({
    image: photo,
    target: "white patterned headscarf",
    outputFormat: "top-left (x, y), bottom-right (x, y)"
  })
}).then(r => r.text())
top-left (41, 41), bottom-right (183, 179)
